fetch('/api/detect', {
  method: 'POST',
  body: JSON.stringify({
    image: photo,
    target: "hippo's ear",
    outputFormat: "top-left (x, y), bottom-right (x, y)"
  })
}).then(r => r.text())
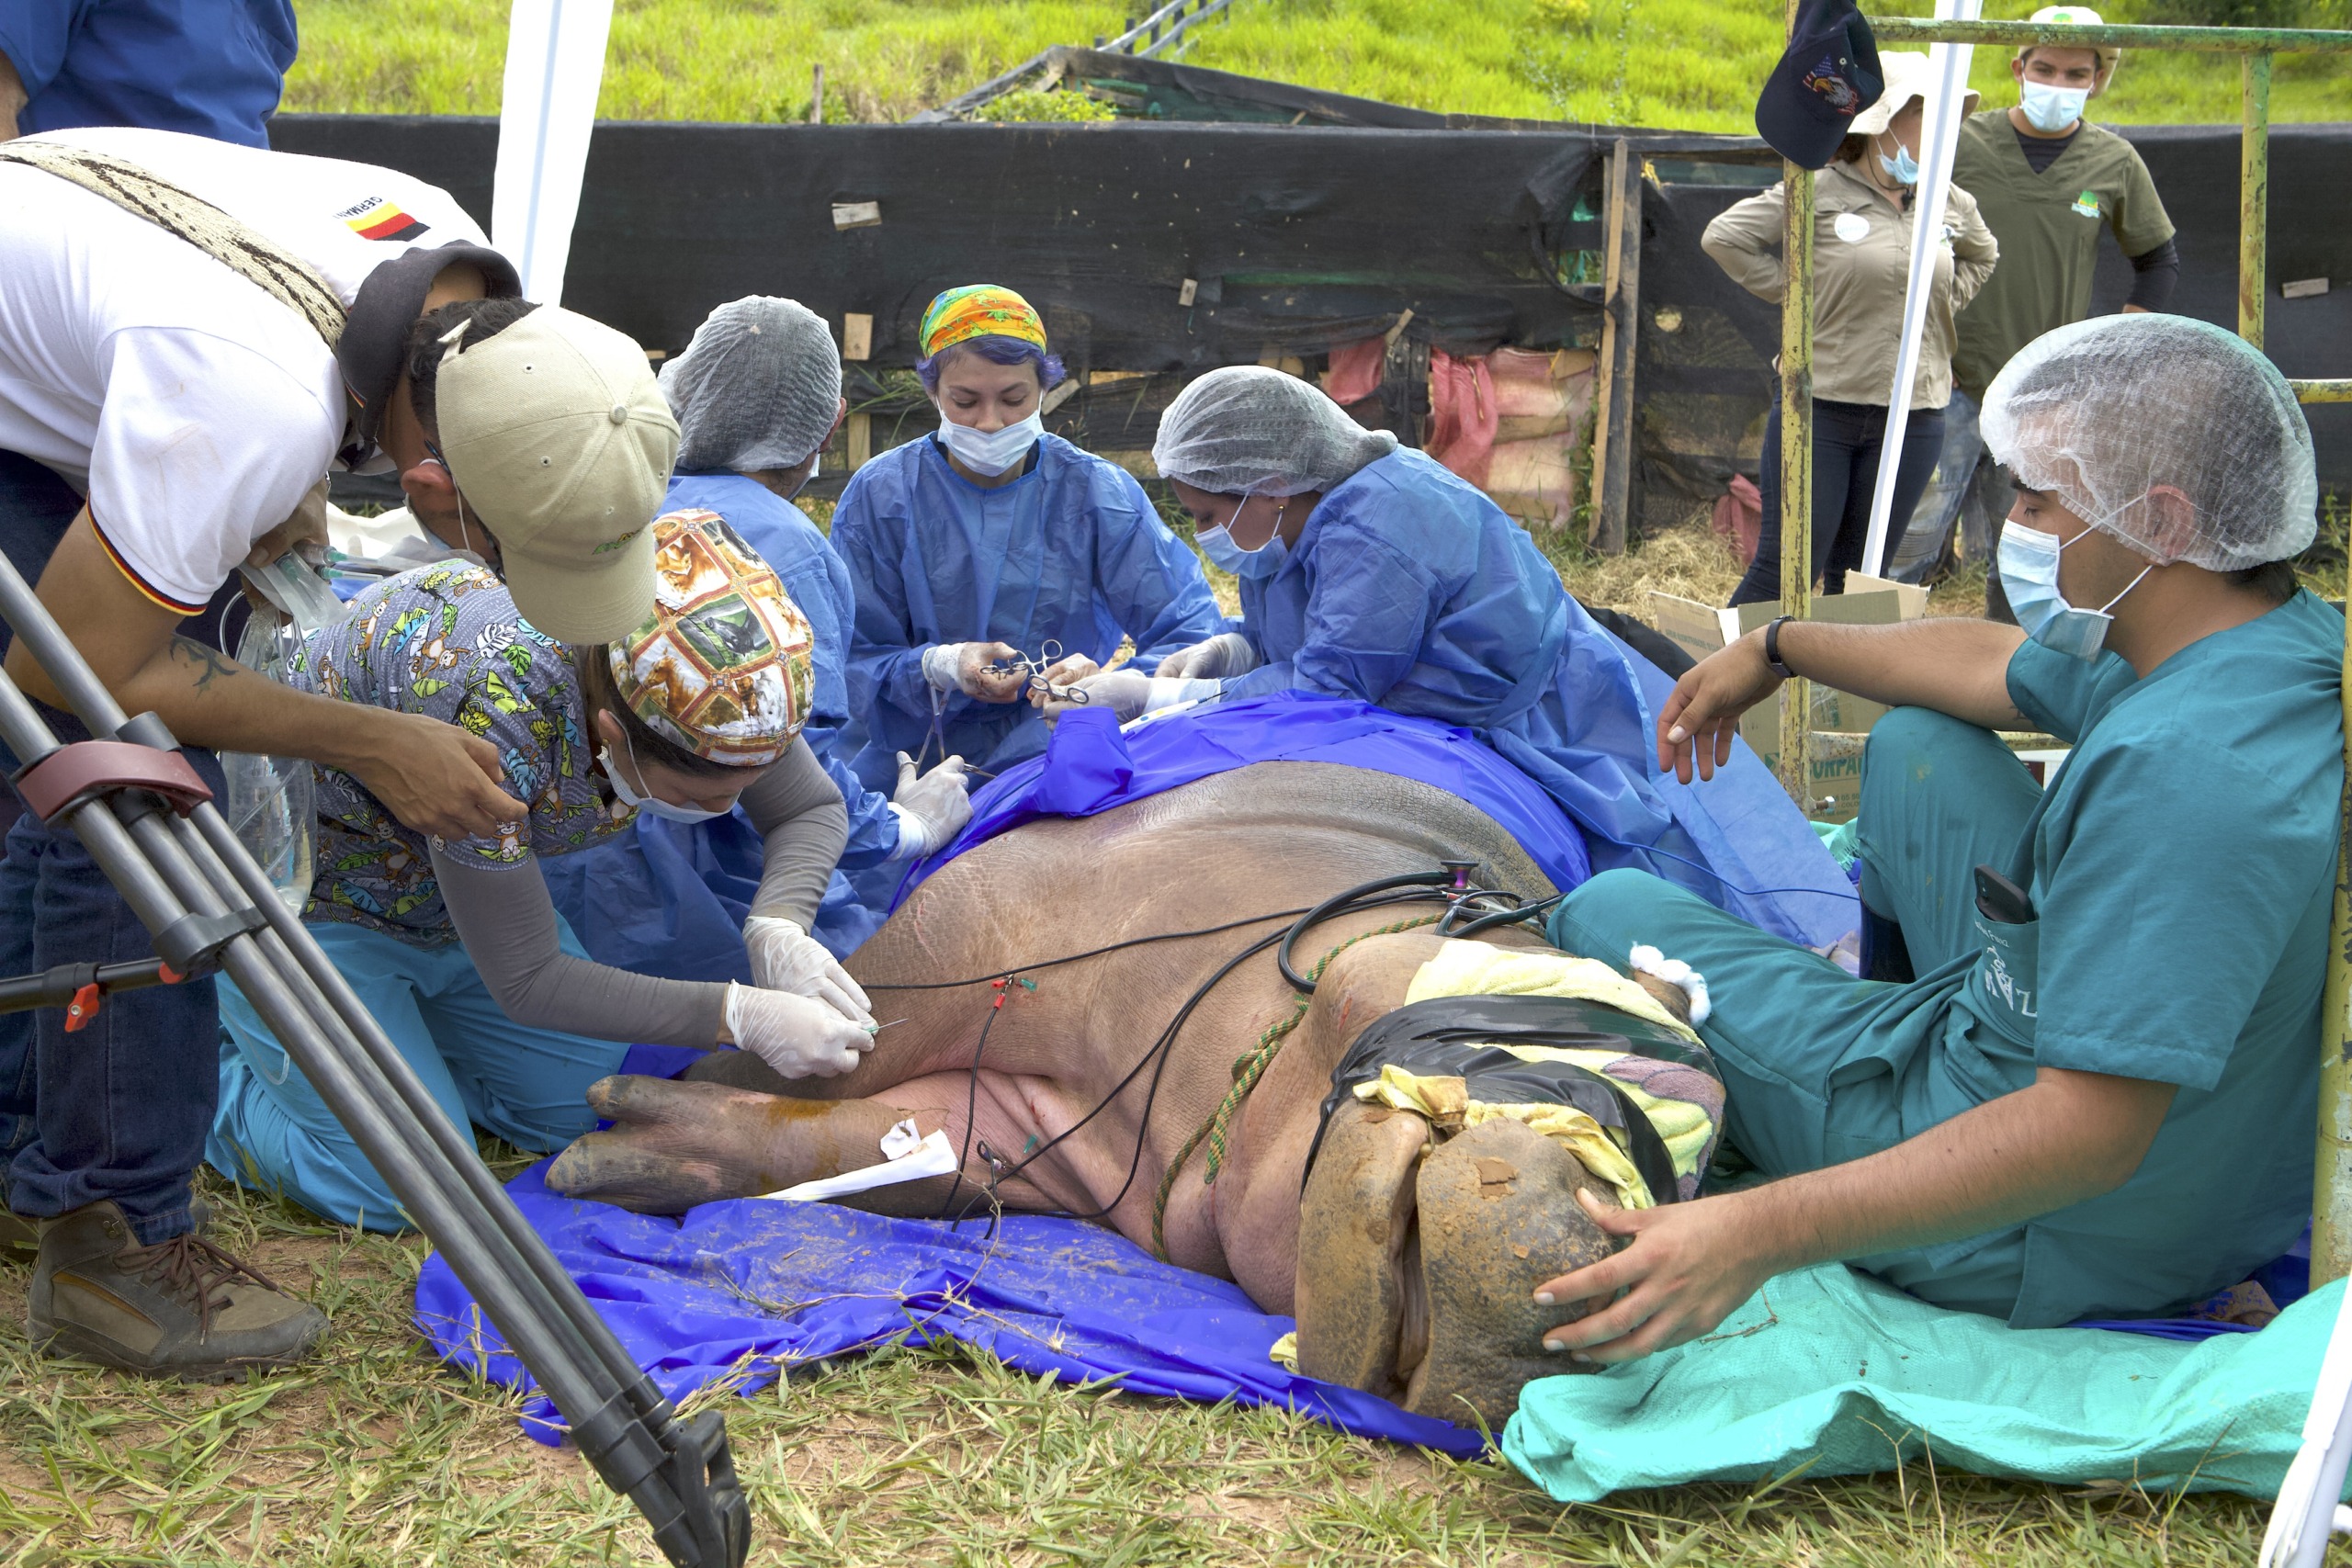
top-left (1631, 970), bottom-right (1695, 1027)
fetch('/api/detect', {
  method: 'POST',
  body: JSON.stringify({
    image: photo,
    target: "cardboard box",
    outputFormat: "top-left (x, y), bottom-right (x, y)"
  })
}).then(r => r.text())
top-left (1643, 574), bottom-right (1928, 822)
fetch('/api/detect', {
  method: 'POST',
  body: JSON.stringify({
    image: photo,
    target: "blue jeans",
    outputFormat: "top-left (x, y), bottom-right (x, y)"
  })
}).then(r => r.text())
top-left (0, 450), bottom-right (242, 1242)
top-left (209, 917), bottom-right (629, 1230)
top-left (1731, 396), bottom-right (1948, 607)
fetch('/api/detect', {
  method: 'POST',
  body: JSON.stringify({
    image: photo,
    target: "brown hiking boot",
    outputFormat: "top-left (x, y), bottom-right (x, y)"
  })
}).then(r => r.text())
top-left (0, 1207), bottom-right (35, 1265)
top-left (5, 1195), bottom-right (210, 1268)
top-left (28, 1201), bottom-right (325, 1379)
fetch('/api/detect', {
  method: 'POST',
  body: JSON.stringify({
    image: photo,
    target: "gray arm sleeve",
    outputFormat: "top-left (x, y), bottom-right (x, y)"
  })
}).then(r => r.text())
top-left (431, 847), bottom-right (729, 1049)
top-left (734, 736), bottom-right (850, 926)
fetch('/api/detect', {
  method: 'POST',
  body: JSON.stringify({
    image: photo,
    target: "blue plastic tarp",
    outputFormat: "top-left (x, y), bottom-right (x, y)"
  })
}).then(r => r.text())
top-left (898, 694), bottom-right (1595, 908)
top-left (413, 1164), bottom-right (1485, 1454)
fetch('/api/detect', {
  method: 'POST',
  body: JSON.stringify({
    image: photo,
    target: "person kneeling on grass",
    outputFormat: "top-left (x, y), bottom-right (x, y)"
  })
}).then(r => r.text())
top-left (206, 509), bottom-right (876, 1232)
top-left (1532, 313), bottom-right (2337, 1359)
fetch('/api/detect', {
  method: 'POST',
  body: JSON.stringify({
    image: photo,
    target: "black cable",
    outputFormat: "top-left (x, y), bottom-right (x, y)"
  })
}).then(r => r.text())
top-left (1443, 891), bottom-right (1569, 939)
top-left (1277, 870), bottom-right (1453, 993)
top-left (959, 885), bottom-right (1460, 1231)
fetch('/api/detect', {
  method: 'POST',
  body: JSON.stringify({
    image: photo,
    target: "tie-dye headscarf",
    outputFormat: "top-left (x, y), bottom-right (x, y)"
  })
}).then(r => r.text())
top-left (605, 509), bottom-right (815, 766)
top-left (918, 284), bottom-right (1048, 358)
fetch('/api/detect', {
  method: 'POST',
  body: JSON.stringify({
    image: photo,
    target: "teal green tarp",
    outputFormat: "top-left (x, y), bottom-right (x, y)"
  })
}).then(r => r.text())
top-left (1505, 1262), bottom-right (2340, 1501)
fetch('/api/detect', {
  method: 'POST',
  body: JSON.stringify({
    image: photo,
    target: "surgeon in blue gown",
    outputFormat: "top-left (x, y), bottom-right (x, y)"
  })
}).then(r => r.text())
top-left (1041, 366), bottom-right (1849, 947)
top-left (827, 284), bottom-right (1224, 795)
top-left (542, 298), bottom-right (976, 970)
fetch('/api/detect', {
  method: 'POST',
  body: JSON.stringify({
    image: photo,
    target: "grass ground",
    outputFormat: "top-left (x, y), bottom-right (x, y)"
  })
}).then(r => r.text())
top-left (283, 0), bottom-right (2352, 129)
top-left (43, 5), bottom-right (2352, 1556)
top-left (0, 1163), bottom-right (2296, 1566)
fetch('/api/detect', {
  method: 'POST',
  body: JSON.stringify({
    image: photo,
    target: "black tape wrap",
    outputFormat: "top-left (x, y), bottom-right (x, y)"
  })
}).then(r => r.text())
top-left (1304, 993), bottom-right (1720, 1208)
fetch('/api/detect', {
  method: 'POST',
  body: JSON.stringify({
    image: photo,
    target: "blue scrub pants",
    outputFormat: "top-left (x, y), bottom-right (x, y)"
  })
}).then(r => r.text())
top-left (207, 918), bottom-right (628, 1229)
top-left (1546, 707), bottom-right (2043, 1317)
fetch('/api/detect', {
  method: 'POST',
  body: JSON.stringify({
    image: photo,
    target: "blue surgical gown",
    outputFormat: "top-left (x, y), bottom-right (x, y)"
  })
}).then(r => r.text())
top-left (542, 472), bottom-right (900, 978)
top-left (830, 433), bottom-right (1224, 791)
top-left (1219, 450), bottom-right (1849, 946)
top-left (1, 1), bottom-right (298, 148)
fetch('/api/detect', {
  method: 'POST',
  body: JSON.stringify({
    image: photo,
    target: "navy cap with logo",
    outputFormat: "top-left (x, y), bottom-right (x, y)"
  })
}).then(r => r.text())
top-left (1755, 0), bottom-right (1885, 169)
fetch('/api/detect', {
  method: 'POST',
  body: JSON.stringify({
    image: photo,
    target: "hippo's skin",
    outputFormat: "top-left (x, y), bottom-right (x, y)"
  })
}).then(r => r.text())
top-left (549, 761), bottom-right (1644, 1419)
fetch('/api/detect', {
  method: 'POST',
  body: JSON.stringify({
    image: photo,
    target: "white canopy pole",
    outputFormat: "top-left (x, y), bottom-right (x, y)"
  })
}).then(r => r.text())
top-left (492, 0), bottom-right (616, 307)
top-left (2261, 1280), bottom-right (2352, 1567)
top-left (1859, 0), bottom-right (1978, 580)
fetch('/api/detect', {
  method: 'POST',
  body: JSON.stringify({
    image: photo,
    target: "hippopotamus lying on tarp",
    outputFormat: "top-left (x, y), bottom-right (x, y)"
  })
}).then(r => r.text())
top-left (548, 759), bottom-right (1726, 1426)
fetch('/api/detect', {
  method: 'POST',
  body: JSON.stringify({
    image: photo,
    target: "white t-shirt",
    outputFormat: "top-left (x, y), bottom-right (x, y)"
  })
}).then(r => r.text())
top-left (0, 127), bottom-right (487, 614)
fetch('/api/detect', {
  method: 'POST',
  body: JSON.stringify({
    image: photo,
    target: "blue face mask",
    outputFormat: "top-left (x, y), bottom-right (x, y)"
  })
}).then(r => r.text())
top-left (1198, 499), bottom-right (1292, 581)
top-left (2018, 80), bottom-right (2089, 134)
top-left (1996, 521), bottom-right (2153, 660)
top-left (1877, 137), bottom-right (1921, 186)
top-left (601, 733), bottom-right (732, 824)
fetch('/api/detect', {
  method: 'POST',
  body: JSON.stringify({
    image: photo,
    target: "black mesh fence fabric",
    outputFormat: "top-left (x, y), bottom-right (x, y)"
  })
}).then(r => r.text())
top-left (273, 111), bottom-right (2352, 520)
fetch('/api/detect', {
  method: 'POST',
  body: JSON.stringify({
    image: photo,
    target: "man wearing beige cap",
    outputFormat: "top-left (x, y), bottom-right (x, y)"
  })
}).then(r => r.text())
top-left (1907, 5), bottom-right (2177, 599)
top-left (0, 125), bottom-right (674, 1377)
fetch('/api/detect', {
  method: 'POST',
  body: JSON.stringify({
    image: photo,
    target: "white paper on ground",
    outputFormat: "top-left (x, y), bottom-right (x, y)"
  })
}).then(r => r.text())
top-left (755, 1119), bottom-right (960, 1202)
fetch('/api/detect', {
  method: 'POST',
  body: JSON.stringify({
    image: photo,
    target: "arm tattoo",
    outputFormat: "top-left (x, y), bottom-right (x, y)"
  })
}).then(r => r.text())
top-left (168, 637), bottom-right (245, 693)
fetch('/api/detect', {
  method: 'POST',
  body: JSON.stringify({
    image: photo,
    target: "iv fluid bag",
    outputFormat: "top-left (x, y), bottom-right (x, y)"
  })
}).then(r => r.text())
top-left (222, 613), bottom-right (314, 916)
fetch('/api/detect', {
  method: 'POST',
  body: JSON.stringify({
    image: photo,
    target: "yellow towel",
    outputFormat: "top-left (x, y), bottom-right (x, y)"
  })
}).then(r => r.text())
top-left (1352, 940), bottom-right (1715, 1209)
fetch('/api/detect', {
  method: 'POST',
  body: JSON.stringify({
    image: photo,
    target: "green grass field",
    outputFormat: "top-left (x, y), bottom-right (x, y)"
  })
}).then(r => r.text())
top-left (0, 1166), bottom-right (2298, 1566)
top-left (285, 0), bottom-right (2352, 129)
top-left (32, 5), bottom-right (2338, 1564)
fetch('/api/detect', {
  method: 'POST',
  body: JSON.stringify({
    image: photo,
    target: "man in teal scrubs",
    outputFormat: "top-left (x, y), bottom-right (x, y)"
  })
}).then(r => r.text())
top-left (1532, 315), bottom-right (2337, 1357)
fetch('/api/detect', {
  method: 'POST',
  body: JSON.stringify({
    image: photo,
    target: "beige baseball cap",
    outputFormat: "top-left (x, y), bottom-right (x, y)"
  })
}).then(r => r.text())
top-left (435, 305), bottom-right (680, 645)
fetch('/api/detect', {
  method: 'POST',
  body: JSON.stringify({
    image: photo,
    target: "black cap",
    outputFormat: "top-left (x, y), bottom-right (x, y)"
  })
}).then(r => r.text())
top-left (335, 240), bottom-right (524, 449)
top-left (1754, 0), bottom-right (1884, 170)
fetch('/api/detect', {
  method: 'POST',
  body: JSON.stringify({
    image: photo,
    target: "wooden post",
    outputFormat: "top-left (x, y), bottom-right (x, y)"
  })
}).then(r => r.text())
top-left (2239, 51), bottom-right (2271, 347)
top-left (809, 62), bottom-right (824, 125)
top-left (1589, 138), bottom-right (1642, 555)
top-left (1776, 0), bottom-right (1816, 807)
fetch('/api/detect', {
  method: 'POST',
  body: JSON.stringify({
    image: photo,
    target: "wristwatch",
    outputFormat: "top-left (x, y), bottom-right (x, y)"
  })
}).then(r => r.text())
top-left (1763, 614), bottom-right (1797, 679)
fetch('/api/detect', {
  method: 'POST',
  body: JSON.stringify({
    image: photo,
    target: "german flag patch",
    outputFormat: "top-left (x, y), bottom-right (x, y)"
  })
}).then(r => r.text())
top-left (338, 196), bottom-right (430, 243)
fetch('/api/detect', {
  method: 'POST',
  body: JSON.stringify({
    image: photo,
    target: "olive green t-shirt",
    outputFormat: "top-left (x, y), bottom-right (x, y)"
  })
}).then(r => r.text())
top-left (1950, 110), bottom-right (2175, 396)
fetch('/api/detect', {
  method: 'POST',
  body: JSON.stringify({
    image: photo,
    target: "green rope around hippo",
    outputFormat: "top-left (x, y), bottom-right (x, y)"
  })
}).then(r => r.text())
top-left (1148, 911), bottom-right (1446, 1259)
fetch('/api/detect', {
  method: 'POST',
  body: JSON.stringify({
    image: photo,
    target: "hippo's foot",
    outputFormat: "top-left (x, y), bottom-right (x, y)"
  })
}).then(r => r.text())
top-left (1295, 1104), bottom-right (1622, 1429)
top-left (546, 1075), bottom-right (893, 1215)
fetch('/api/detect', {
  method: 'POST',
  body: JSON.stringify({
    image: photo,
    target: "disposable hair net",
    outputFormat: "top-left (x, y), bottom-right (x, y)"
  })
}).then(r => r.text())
top-left (1153, 366), bottom-right (1399, 496)
top-left (1982, 314), bottom-right (2316, 570)
top-left (659, 297), bottom-right (842, 474)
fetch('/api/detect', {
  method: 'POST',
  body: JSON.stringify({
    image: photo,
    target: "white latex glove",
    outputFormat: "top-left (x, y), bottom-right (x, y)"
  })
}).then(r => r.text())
top-left (1038, 669), bottom-right (1217, 723)
top-left (888, 751), bottom-right (973, 861)
top-left (1158, 631), bottom-right (1261, 681)
top-left (722, 982), bottom-right (871, 1079)
top-left (920, 641), bottom-right (1025, 702)
top-left (742, 915), bottom-right (874, 1025)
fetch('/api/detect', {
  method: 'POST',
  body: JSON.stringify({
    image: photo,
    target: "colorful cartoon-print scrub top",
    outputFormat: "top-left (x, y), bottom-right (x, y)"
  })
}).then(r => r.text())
top-left (287, 560), bottom-right (630, 947)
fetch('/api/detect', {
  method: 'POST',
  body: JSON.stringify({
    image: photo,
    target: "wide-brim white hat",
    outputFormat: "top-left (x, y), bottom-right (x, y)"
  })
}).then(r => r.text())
top-left (1851, 51), bottom-right (1982, 137)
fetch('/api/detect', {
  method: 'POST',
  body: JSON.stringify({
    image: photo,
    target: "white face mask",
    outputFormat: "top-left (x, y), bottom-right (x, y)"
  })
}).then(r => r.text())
top-left (600, 730), bottom-right (730, 824)
top-left (937, 410), bottom-right (1044, 477)
top-left (2018, 79), bottom-right (2090, 133)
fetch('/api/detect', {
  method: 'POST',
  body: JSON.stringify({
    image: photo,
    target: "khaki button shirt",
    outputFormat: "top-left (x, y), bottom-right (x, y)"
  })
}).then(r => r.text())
top-left (1702, 159), bottom-right (1999, 411)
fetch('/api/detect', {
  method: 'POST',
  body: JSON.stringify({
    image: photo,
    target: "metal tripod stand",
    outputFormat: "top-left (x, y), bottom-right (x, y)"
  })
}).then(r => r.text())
top-left (0, 551), bottom-right (751, 1566)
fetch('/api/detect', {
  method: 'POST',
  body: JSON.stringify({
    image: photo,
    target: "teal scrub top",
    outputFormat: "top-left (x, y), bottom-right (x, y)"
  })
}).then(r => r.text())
top-left (1880, 592), bottom-right (2342, 1325)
